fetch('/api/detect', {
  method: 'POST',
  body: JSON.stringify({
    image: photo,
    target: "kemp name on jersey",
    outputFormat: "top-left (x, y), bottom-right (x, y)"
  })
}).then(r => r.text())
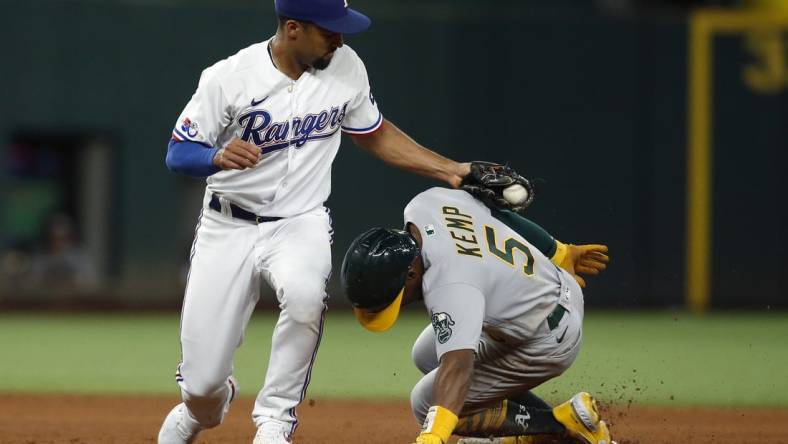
top-left (238, 102), bottom-right (349, 154)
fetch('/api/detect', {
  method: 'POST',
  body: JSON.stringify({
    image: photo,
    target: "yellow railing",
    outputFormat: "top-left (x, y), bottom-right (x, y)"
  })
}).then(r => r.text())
top-left (686, 9), bottom-right (787, 313)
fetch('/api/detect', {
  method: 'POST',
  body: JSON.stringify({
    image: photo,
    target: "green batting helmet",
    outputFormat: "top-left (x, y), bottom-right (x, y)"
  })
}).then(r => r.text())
top-left (340, 227), bottom-right (420, 332)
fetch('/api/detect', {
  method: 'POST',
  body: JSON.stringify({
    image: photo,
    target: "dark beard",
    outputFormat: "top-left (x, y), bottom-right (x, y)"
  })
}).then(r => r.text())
top-left (312, 56), bottom-right (331, 70)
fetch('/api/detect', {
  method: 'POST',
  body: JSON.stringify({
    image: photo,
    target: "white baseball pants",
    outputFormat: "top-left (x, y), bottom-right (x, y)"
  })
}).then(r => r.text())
top-left (175, 197), bottom-right (332, 435)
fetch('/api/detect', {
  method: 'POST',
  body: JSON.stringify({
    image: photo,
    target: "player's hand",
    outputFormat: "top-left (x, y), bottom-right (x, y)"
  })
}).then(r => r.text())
top-left (214, 138), bottom-right (261, 170)
top-left (448, 162), bottom-right (472, 189)
top-left (562, 244), bottom-right (608, 288)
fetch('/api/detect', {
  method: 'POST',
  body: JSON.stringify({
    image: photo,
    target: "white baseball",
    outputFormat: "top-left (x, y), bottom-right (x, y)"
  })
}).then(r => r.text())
top-left (503, 184), bottom-right (529, 205)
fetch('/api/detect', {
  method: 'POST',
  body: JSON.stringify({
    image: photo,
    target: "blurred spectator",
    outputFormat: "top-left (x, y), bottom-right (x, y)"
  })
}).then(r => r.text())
top-left (27, 213), bottom-right (98, 294)
top-left (0, 246), bottom-right (32, 294)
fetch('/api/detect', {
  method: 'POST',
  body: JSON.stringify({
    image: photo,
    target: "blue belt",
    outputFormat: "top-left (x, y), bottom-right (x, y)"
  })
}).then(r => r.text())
top-left (209, 194), bottom-right (282, 224)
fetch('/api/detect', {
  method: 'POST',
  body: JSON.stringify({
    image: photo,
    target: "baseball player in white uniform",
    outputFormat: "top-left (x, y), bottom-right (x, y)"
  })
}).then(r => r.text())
top-left (341, 187), bottom-right (613, 444)
top-left (158, 1), bottom-right (470, 443)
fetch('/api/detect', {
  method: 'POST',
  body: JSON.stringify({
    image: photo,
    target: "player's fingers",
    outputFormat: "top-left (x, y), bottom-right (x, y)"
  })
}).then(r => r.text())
top-left (239, 141), bottom-right (262, 158)
top-left (231, 139), bottom-right (262, 158)
top-left (575, 261), bottom-right (598, 269)
top-left (220, 158), bottom-right (245, 170)
top-left (578, 258), bottom-right (607, 270)
top-left (579, 255), bottom-right (607, 265)
top-left (586, 251), bottom-right (609, 263)
top-left (226, 144), bottom-right (260, 165)
top-left (222, 151), bottom-right (255, 169)
top-left (575, 265), bottom-right (600, 275)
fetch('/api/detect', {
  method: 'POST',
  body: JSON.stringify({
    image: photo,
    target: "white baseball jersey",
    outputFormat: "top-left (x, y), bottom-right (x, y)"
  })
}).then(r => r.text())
top-left (171, 38), bottom-right (382, 217)
top-left (404, 187), bottom-right (571, 359)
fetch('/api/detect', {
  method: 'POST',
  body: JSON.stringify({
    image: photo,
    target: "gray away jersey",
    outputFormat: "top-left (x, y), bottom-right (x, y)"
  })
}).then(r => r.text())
top-left (403, 187), bottom-right (570, 359)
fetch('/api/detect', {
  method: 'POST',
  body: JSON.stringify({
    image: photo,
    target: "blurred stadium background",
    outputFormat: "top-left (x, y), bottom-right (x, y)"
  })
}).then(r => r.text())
top-left (0, 0), bottom-right (786, 441)
top-left (1, 0), bottom-right (786, 310)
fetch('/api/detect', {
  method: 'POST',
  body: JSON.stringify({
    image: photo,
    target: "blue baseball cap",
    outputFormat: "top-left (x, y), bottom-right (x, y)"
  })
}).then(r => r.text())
top-left (275, 0), bottom-right (371, 34)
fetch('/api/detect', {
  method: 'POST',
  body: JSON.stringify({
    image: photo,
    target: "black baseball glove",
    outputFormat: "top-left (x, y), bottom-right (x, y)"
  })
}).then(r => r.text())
top-left (459, 161), bottom-right (536, 213)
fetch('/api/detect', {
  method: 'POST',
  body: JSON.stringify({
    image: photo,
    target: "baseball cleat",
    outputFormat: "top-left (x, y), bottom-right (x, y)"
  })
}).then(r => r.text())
top-left (253, 420), bottom-right (293, 444)
top-left (157, 403), bottom-right (202, 444)
top-left (552, 392), bottom-right (615, 444)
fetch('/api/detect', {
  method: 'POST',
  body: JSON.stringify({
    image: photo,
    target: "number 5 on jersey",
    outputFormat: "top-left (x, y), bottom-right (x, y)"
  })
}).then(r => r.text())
top-left (484, 225), bottom-right (535, 277)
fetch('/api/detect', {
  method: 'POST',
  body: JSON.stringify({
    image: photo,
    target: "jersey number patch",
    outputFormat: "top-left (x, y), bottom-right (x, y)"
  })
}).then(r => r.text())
top-left (484, 225), bottom-right (535, 276)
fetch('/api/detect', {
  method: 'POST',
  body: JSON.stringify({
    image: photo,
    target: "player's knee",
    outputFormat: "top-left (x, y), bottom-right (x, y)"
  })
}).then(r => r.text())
top-left (281, 279), bottom-right (326, 324)
top-left (184, 378), bottom-right (226, 399)
top-left (182, 383), bottom-right (231, 428)
top-left (181, 365), bottom-right (231, 399)
top-left (411, 326), bottom-right (439, 374)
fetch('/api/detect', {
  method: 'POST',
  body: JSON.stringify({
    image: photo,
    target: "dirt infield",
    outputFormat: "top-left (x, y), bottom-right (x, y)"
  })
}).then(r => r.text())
top-left (1, 394), bottom-right (787, 444)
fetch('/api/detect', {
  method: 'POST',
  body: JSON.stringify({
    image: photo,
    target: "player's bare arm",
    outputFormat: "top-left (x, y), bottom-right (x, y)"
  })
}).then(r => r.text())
top-left (431, 349), bottom-right (475, 415)
top-left (349, 119), bottom-right (470, 188)
top-left (409, 349), bottom-right (475, 444)
top-left (213, 138), bottom-right (262, 171)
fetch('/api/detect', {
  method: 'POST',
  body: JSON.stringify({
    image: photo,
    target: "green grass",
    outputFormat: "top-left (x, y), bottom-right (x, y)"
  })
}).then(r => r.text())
top-left (0, 311), bottom-right (786, 407)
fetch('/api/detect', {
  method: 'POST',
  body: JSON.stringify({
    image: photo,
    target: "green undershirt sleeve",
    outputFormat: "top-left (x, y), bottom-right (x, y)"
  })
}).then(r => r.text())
top-left (489, 208), bottom-right (557, 258)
